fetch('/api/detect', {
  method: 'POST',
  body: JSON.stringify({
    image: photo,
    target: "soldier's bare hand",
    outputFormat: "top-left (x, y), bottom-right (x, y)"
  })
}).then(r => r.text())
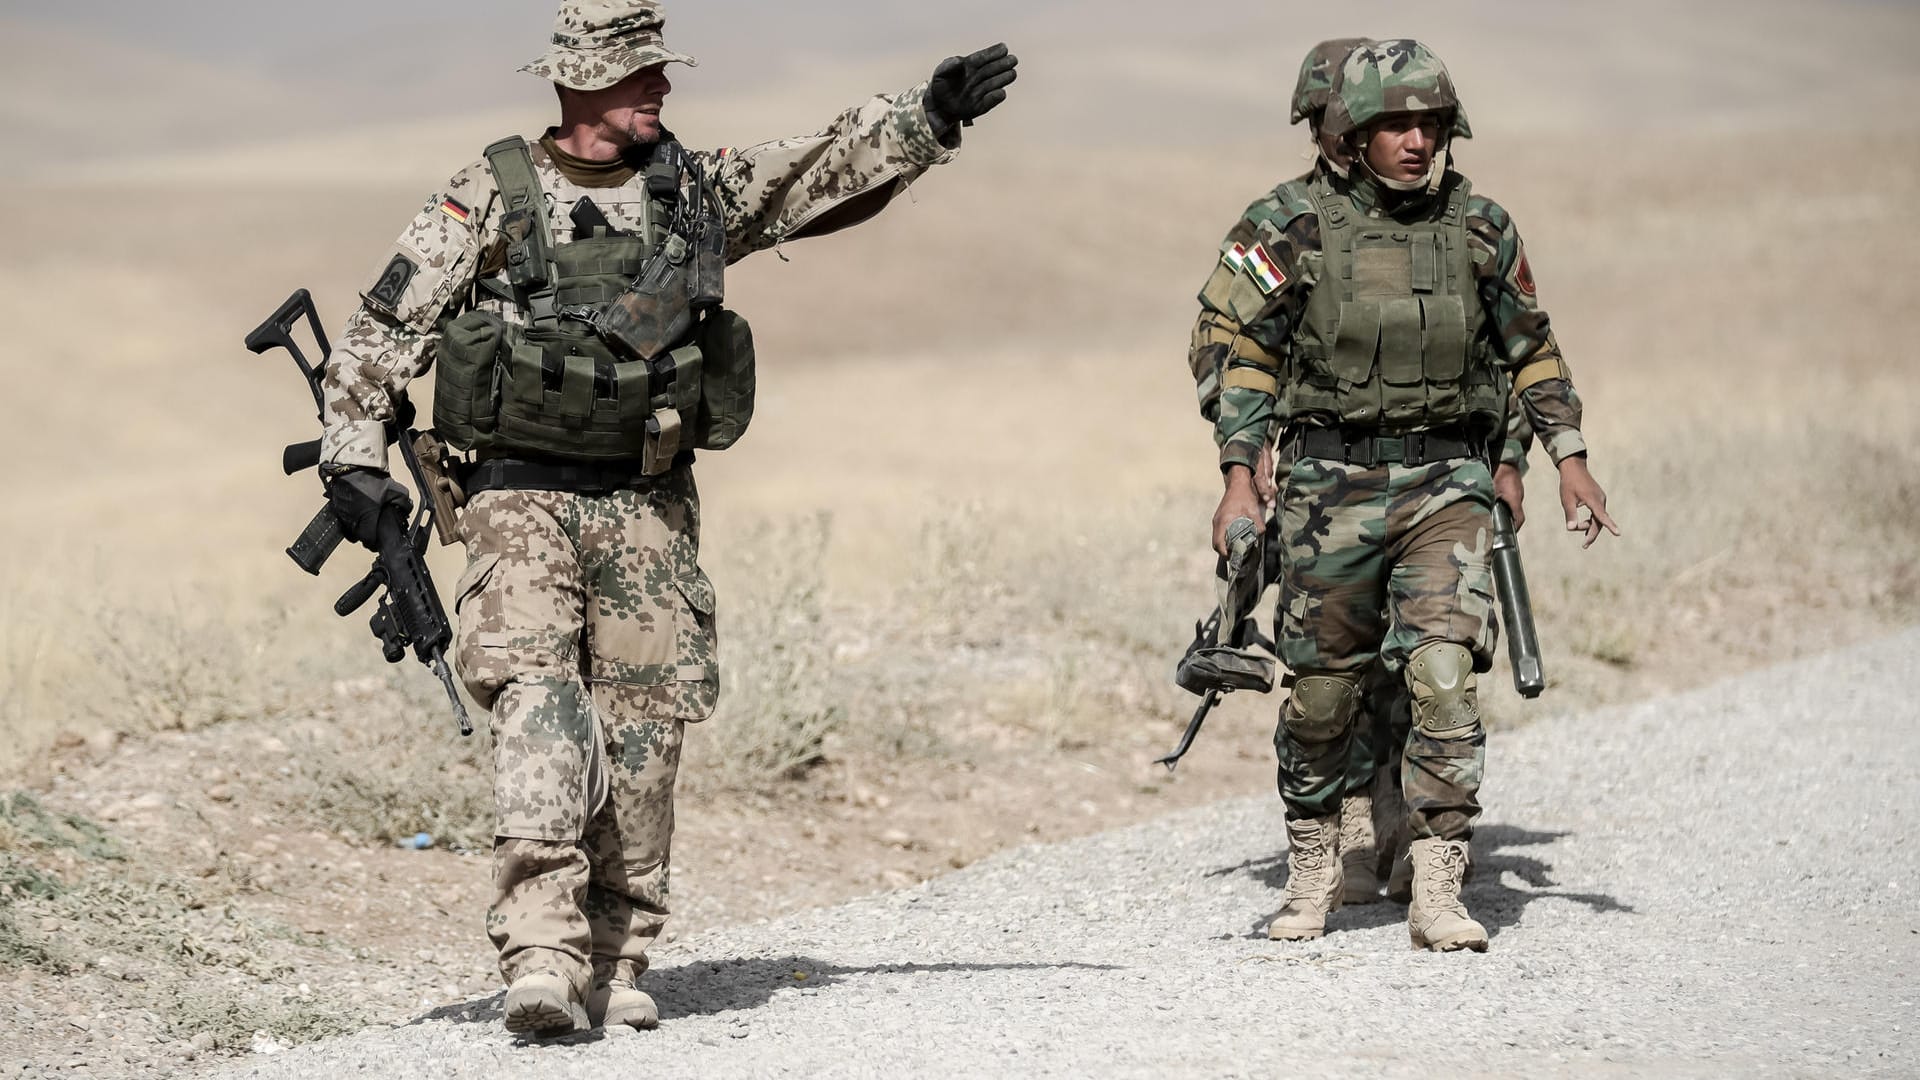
top-left (1556, 456), bottom-right (1619, 548)
top-left (1214, 466), bottom-right (1263, 557)
top-left (1254, 443), bottom-right (1278, 509)
top-left (1493, 462), bottom-right (1525, 531)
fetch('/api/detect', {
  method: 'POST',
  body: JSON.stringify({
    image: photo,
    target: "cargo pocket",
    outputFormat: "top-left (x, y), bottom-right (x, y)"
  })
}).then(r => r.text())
top-left (451, 551), bottom-right (505, 705)
top-left (673, 569), bottom-right (720, 721)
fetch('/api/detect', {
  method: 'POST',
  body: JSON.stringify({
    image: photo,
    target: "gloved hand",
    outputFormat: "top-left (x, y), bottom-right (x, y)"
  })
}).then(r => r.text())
top-left (323, 467), bottom-right (412, 547)
top-left (924, 43), bottom-right (1019, 141)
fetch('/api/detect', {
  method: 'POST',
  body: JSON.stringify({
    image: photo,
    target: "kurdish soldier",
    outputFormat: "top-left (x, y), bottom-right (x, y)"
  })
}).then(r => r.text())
top-left (1186, 38), bottom-right (1539, 908)
top-left (1193, 40), bottom-right (1614, 950)
top-left (314, 0), bottom-right (1016, 1034)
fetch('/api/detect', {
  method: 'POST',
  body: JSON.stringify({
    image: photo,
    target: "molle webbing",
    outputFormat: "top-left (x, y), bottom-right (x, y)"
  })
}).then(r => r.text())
top-left (1288, 173), bottom-right (1502, 430)
top-left (484, 136), bottom-right (558, 325)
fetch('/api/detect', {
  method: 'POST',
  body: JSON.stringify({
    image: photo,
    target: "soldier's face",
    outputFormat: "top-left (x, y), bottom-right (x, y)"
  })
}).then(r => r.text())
top-left (575, 63), bottom-right (674, 146)
top-left (1363, 111), bottom-right (1443, 183)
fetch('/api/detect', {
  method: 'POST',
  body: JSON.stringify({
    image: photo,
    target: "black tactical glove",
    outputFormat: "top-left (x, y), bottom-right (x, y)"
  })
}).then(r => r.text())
top-left (323, 467), bottom-right (413, 548)
top-left (924, 43), bottom-right (1019, 142)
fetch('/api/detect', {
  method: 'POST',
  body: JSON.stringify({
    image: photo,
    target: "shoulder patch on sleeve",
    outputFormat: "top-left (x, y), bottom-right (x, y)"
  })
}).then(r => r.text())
top-left (1513, 253), bottom-right (1537, 297)
top-left (366, 254), bottom-right (418, 314)
top-left (1244, 243), bottom-right (1286, 294)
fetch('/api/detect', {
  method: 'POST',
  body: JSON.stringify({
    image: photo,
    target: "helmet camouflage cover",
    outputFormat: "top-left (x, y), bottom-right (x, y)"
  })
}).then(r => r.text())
top-left (1321, 39), bottom-right (1471, 140)
top-left (1290, 37), bottom-right (1372, 126)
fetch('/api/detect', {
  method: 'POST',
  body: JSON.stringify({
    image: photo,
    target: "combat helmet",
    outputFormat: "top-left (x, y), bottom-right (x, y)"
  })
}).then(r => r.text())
top-left (520, 0), bottom-right (697, 91)
top-left (1321, 39), bottom-right (1469, 192)
top-left (1321, 39), bottom-right (1470, 141)
top-left (1290, 38), bottom-right (1373, 127)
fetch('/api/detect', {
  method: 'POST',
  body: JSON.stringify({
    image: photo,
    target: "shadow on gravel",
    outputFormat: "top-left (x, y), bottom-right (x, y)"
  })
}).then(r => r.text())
top-left (401, 958), bottom-right (1122, 1035)
top-left (1212, 823), bottom-right (1637, 940)
top-left (649, 956), bottom-right (1124, 1020)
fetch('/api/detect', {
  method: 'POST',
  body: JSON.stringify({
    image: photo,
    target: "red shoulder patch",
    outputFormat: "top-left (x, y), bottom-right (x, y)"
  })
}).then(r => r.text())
top-left (1514, 253), bottom-right (1537, 297)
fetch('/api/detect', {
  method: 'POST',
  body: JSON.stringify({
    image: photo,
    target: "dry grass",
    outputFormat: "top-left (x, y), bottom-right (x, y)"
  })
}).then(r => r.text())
top-left (1, 10), bottom-right (1918, 1068)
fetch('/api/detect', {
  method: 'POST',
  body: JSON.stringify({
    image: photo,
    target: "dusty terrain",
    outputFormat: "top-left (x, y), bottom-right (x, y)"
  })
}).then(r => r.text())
top-left (2, 0), bottom-right (1918, 1075)
top-left (210, 631), bottom-right (1920, 1079)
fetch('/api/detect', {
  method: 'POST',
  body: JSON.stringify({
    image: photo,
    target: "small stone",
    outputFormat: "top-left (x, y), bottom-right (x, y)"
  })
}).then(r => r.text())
top-left (880, 829), bottom-right (914, 848)
top-left (205, 785), bottom-right (232, 803)
top-left (130, 793), bottom-right (167, 812)
top-left (189, 1032), bottom-right (217, 1053)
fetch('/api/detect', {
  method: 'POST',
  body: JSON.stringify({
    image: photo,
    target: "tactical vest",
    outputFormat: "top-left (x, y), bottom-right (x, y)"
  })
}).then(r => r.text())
top-left (1287, 173), bottom-right (1504, 431)
top-left (434, 137), bottom-right (755, 471)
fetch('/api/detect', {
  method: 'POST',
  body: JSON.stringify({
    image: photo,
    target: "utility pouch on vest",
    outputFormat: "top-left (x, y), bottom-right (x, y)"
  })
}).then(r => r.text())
top-left (597, 233), bottom-right (696, 361)
top-left (435, 309), bottom-right (508, 450)
top-left (688, 214), bottom-right (726, 309)
top-left (694, 309), bottom-right (755, 451)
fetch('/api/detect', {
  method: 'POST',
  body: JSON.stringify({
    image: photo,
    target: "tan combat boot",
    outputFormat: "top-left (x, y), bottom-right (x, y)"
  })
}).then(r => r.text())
top-left (1267, 815), bottom-right (1344, 940)
top-left (588, 964), bottom-right (660, 1031)
top-left (1406, 837), bottom-right (1488, 952)
top-left (1338, 791), bottom-right (1381, 904)
top-left (503, 969), bottom-right (588, 1036)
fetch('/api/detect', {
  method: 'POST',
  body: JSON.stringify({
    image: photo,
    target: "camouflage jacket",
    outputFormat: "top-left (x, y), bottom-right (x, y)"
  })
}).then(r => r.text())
top-left (319, 82), bottom-right (955, 471)
top-left (1189, 166), bottom-right (1580, 473)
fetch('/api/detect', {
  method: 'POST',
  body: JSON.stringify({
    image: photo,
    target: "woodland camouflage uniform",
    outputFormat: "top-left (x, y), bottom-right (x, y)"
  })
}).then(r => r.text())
top-left (318, 0), bottom-right (967, 1027)
top-left (1187, 36), bottom-right (1537, 906)
top-left (1189, 40), bottom-right (1587, 948)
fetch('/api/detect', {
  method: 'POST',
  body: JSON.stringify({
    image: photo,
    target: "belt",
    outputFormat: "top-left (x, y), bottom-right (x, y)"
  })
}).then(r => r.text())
top-left (1292, 426), bottom-right (1482, 468)
top-left (461, 453), bottom-right (691, 495)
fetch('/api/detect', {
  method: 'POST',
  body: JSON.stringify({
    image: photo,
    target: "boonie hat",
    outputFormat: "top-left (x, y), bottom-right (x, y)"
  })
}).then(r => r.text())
top-left (520, 0), bottom-right (697, 92)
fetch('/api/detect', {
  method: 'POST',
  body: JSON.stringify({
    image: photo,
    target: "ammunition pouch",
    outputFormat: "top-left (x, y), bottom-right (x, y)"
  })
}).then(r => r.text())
top-left (1289, 173), bottom-right (1505, 431)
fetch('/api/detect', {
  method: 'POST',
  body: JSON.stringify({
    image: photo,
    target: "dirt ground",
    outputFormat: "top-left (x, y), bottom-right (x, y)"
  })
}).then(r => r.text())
top-left (3, 1), bottom-right (1919, 1076)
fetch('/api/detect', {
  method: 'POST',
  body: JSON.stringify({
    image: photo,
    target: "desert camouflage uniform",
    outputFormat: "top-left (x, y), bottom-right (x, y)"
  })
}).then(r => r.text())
top-left (1191, 59), bottom-right (1585, 844)
top-left (319, 76), bottom-right (956, 999)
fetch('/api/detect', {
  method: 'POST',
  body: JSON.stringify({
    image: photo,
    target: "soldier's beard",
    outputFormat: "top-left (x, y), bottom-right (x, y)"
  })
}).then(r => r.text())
top-left (623, 111), bottom-right (664, 147)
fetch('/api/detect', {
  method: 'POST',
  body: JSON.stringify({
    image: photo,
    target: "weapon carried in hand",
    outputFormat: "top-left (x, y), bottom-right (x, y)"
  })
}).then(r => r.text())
top-left (1158, 515), bottom-right (1276, 770)
top-left (245, 288), bottom-right (473, 736)
top-left (1490, 499), bottom-right (1545, 698)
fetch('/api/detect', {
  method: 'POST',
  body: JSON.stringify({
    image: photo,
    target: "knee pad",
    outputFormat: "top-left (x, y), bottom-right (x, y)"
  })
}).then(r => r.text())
top-left (1406, 642), bottom-right (1480, 740)
top-left (1285, 673), bottom-right (1361, 743)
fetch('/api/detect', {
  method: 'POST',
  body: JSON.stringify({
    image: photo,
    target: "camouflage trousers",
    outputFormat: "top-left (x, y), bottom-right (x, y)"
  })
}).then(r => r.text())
top-left (452, 468), bottom-right (719, 998)
top-left (1273, 455), bottom-right (1496, 841)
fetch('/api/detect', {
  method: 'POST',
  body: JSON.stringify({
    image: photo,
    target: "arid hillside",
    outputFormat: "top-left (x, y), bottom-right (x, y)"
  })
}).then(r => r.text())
top-left (0, 1), bottom-right (1916, 1073)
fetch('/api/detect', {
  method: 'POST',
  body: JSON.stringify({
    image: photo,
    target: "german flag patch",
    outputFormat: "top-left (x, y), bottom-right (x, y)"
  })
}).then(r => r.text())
top-left (439, 197), bottom-right (471, 225)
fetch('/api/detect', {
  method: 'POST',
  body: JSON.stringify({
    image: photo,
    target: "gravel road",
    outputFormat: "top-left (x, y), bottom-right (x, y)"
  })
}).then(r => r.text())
top-left (214, 630), bottom-right (1919, 1078)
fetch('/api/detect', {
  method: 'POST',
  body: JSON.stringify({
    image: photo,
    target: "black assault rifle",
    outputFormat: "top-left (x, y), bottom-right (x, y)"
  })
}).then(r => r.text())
top-left (245, 289), bottom-right (472, 736)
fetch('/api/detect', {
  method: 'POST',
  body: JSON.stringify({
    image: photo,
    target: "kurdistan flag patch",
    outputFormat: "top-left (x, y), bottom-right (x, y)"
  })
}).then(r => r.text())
top-left (1245, 243), bottom-right (1286, 294)
top-left (1221, 242), bottom-right (1248, 271)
